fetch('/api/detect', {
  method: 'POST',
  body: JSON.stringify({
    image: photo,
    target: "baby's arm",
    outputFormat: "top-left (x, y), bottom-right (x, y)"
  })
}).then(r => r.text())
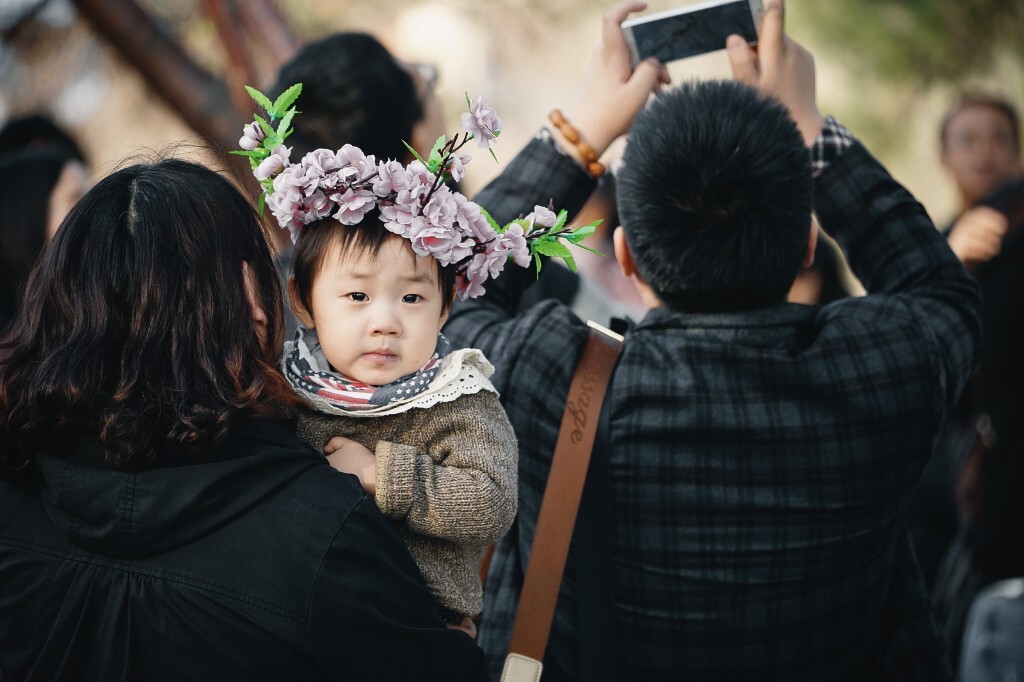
top-left (375, 391), bottom-right (518, 546)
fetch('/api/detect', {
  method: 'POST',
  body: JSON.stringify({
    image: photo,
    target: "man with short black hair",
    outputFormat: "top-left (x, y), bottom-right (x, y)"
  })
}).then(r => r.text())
top-left (445, 1), bottom-right (980, 679)
top-left (615, 80), bottom-right (815, 312)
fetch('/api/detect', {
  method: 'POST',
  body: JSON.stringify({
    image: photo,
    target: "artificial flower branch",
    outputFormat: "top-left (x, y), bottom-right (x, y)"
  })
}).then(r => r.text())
top-left (233, 83), bottom-right (602, 299)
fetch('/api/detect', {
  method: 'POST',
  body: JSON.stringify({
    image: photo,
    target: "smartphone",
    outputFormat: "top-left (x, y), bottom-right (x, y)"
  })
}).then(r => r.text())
top-left (622, 0), bottom-right (764, 67)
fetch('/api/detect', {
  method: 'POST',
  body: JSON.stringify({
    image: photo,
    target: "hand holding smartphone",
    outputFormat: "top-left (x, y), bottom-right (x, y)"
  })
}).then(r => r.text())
top-left (622, 0), bottom-right (765, 67)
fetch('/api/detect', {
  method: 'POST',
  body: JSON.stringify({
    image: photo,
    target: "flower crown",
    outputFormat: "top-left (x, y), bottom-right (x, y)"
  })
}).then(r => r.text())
top-left (234, 83), bottom-right (601, 299)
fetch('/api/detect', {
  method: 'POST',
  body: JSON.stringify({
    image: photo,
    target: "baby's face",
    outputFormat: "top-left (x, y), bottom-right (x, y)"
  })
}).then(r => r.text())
top-left (307, 238), bottom-right (448, 386)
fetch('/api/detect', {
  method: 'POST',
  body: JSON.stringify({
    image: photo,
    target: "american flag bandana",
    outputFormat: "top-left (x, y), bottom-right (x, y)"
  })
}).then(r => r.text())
top-left (283, 326), bottom-right (449, 412)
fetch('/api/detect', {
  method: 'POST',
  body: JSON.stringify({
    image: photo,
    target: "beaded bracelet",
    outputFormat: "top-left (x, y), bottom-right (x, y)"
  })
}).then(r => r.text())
top-left (548, 109), bottom-right (606, 178)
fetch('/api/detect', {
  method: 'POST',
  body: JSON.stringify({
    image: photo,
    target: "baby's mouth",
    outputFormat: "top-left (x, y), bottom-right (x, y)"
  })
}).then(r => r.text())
top-left (363, 350), bottom-right (398, 364)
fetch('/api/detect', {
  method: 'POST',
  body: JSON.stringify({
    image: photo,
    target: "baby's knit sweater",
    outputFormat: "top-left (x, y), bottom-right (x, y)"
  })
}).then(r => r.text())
top-left (296, 389), bottom-right (518, 617)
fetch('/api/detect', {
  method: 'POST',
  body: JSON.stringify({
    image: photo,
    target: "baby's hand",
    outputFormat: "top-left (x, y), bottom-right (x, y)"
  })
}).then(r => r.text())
top-left (324, 436), bottom-right (377, 496)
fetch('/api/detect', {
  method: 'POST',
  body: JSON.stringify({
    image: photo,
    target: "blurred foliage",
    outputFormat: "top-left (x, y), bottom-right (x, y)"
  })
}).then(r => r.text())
top-left (801, 0), bottom-right (1024, 84)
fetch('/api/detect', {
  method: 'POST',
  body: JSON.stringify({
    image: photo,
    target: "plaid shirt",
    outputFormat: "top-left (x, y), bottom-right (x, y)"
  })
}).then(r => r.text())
top-left (445, 128), bottom-right (980, 681)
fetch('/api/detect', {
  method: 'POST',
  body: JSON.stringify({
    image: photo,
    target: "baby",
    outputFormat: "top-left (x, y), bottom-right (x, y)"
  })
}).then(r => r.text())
top-left (238, 82), bottom-right (597, 633)
top-left (283, 214), bottom-right (517, 633)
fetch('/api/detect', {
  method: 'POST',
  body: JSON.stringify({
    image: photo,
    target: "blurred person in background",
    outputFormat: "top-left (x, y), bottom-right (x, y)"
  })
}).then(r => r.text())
top-left (906, 95), bottom-right (1022, 591)
top-left (941, 94), bottom-right (1021, 264)
top-left (269, 32), bottom-right (444, 164)
top-left (569, 172), bottom-right (648, 322)
top-left (0, 147), bottom-right (89, 332)
top-left (927, 95), bottom-right (1024, 673)
top-left (0, 113), bottom-right (88, 164)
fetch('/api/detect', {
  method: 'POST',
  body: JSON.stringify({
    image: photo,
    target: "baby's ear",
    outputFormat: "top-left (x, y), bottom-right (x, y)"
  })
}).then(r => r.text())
top-left (288, 277), bottom-right (316, 329)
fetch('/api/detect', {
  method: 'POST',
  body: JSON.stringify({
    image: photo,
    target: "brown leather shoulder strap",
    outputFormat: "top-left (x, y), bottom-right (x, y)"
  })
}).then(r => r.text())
top-left (506, 324), bottom-right (623, 667)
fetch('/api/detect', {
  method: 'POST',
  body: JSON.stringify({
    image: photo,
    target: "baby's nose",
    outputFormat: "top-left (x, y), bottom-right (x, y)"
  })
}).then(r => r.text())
top-left (370, 306), bottom-right (401, 336)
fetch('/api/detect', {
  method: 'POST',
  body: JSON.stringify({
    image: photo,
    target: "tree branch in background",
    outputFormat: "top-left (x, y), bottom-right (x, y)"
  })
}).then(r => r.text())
top-left (231, 0), bottom-right (300, 87)
top-left (201, 0), bottom-right (257, 116)
top-left (69, 0), bottom-right (256, 194)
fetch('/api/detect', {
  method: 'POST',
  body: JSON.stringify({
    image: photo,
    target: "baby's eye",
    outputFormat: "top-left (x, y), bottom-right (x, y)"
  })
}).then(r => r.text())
top-left (402, 294), bottom-right (423, 304)
top-left (347, 292), bottom-right (368, 302)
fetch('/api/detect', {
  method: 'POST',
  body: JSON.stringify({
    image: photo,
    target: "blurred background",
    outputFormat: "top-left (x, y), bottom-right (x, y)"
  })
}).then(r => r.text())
top-left (1, 0), bottom-right (1022, 227)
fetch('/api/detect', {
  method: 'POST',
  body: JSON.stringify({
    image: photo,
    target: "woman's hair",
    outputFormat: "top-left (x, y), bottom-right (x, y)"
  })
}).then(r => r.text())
top-left (0, 158), bottom-right (297, 474)
top-left (0, 148), bottom-right (74, 330)
top-left (270, 32), bottom-right (423, 161)
top-left (291, 213), bottom-right (457, 316)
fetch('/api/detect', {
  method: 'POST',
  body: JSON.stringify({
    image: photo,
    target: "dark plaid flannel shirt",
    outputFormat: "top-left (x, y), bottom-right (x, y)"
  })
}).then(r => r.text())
top-left (444, 123), bottom-right (980, 681)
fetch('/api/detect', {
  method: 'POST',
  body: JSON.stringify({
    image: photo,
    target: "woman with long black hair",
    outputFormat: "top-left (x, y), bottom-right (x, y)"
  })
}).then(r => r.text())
top-left (0, 158), bottom-right (485, 681)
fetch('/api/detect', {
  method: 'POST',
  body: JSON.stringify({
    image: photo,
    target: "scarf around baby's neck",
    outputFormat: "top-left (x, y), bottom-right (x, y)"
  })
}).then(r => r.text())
top-left (283, 326), bottom-right (449, 412)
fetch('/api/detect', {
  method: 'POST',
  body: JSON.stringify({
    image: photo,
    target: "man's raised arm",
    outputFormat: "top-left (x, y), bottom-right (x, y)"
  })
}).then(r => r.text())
top-left (728, 0), bottom-right (980, 415)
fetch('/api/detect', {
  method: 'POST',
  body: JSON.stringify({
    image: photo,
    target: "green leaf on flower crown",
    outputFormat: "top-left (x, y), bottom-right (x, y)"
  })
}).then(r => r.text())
top-left (551, 209), bottom-right (568, 231)
top-left (489, 147), bottom-right (499, 164)
top-left (245, 86), bottom-right (274, 114)
top-left (533, 238), bottom-right (573, 259)
top-left (402, 140), bottom-right (428, 168)
top-left (271, 83), bottom-right (302, 119)
top-left (561, 251), bottom-right (577, 273)
top-left (429, 135), bottom-right (447, 158)
top-left (426, 135), bottom-right (447, 173)
top-left (535, 238), bottom-right (579, 271)
top-left (257, 192), bottom-right (266, 218)
top-left (565, 223), bottom-right (599, 243)
top-left (229, 149), bottom-right (268, 159)
top-left (572, 243), bottom-right (606, 256)
top-left (533, 251), bottom-right (543, 275)
top-left (254, 114), bottom-right (275, 139)
top-left (276, 109), bottom-right (296, 140)
top-left (480, 207), bottom-right (502, 233)
top-left (465, 91), bottom-right (472, 110)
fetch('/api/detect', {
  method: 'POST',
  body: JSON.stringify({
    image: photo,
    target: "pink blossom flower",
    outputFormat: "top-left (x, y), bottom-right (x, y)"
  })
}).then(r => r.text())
top-left (302, 190), bottom-right (333, 222)
top-left (461, 96), bottom-right (503, 149)
top-left (446, 153), bottom-right (471, 182)
top-left (380, 186), bottom-right (424, 228)
top-left (301, 149), bottom-right (345, 192)
top-left (374, 160), bottom-right (415, 197)
top-left (494, 224), bottom-right (531, 268)
top-left (239, 122), bottom-right (264, 151)
top-left (337, 144), bottom-right (377, 178)
top-left (457, 272), bottom-right (487, 300)
top-left (405, 160), bottom-right (437, 190)
top-left (270, 164), bottom-right (306, 206)
top-left (466, 250), bottom-right (506, 282)
top-left (454, 193), bottom-right (498, 243)
top-left (408, 217), bottom-right (474, 266)
top-left (422, 187), bottom-right (459, 229)
top-left (382, 218), bottom-right (413, 240)
top-left (266, 185), bottom-right (301, 241)
top-left (526, 205), bottom-right (558, 229)
top-left (254, 144), bottom-right (291, 181)
top-left (330, 188), bottom-right (376, 225)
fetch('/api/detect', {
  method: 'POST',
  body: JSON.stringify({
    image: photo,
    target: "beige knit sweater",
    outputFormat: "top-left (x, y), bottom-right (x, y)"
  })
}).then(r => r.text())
top-left (296, 389), bottom-right (518, 617)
